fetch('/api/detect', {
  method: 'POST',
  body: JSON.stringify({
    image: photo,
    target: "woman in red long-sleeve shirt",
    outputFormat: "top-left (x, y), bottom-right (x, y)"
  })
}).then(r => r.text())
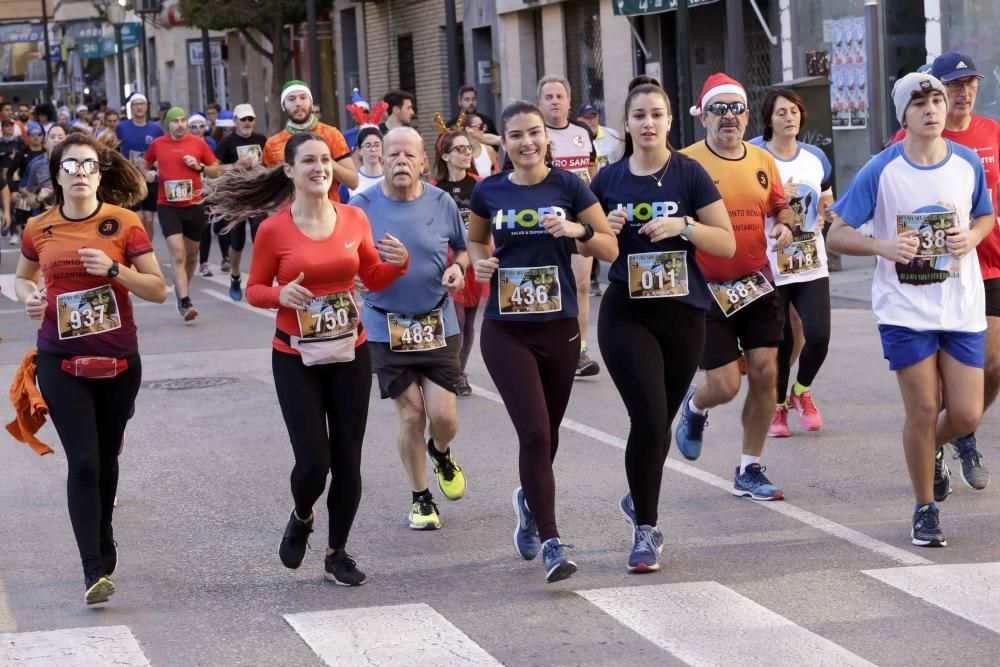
top-left (206, 132), bottom-right (409, 585)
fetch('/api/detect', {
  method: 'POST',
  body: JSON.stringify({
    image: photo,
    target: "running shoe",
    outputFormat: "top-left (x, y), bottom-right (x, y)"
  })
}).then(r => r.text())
top-left (512, 487), bottom-right (541, 560)
top-left (8, 233), bottom-right (18, 246)
top-left (542, 538), bottom-right (577, 583)
top-left (619, 493), bottom-right (637, 528)
top-left (324, 551), bottom-right (367, 586)
top-left (455, 373), bottom-right (472, 397)
top-left (220, 259), bottom-right (232, 273)
top-left (628, 525), bottom-right (664, 573)
top-left (428, 439), bottom-right (466, 500)
top-left (85, 571), bottom-right (115, 605)
top-left (409, 496), bottom-right (441, 530)
top-left (733, 463), bottom-right (784, 501)
top-left (934, 447), bottom-right (952, 502)
top-left (199, 262), bottom-right (213, 277)
top-left (911, 504), bottom-right (946, 547)
top-left (675, 386), bottom-right (706, 461)
top-left (279, 510), bottom-right (313, 569)
top-left (100, 527), bottom-right (117, 577)
top-left (950, 435), bottom-right (990, 490)
top-left (177, 297), bottom-right (198, 322)
top-left (788, 390), bottom-right (823, 431)
top-left (768, 405), bottom-right (791, 438)
top-left (229, 275), bottom-right (243, 301)
top-left (590, 277), bottom-right (603, 297)
top-left (576, 350), bottom-right (600, 377)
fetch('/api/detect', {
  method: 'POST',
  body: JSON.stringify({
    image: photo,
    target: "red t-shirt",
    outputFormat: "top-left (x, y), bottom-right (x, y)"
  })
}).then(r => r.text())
top-left (21, 204), bottom-right (154, 357)
top-left (892, 115), bottom-right (1000, 277)
top-left (143, 133), bottom-right (218, 207)
top-left (246, 203), bottom-right (408, 355)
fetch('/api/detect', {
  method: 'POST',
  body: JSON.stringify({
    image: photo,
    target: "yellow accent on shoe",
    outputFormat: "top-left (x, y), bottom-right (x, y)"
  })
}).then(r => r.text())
top-left (408, 499), bottom-right (441, 530)
top-left (433, 452), bottom-right (467, 500)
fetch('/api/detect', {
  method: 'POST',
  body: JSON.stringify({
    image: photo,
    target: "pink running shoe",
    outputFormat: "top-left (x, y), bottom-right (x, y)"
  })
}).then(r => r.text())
top-left (789, 390), bottom-right (823, 431)
top-left (768, 405), bottom-right (791, 437)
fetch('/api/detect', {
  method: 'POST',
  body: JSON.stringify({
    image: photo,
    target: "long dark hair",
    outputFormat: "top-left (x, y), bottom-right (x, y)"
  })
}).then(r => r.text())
top-left (622, 84), bottom-right (674, 157)
top-left (499, 101), bottom-right (553, 167)
top-left (48, 132), bottom-right (147, 208)
top-left (204, 132), bottom-right (324, 224)
top-left (432, 131), bottom-right (473, 182)
top-left (761, 88), bottom-right (807, 141)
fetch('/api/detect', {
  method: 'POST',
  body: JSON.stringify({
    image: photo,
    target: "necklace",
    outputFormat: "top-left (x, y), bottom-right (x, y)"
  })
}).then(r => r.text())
top-left (649, 156), bottom-right (671, 187)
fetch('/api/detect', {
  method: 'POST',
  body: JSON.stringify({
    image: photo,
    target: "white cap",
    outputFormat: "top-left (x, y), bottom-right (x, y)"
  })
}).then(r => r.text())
top-left (233, 104), bottom-right (255, 119)
top-left (76, 104), bottom-right (88, 113)
top-left (892, 72), bottom-right (948, 126)
top-left (188, 113), bottom-right (207, 125)
top-left (128, 93), bottom-right (148, 106)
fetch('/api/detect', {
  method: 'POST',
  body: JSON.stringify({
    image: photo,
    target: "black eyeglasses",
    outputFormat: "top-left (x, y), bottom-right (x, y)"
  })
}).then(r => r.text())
top-left (705, 101), bottom-right (747, 116)
top-left (239, 116), bottom-right (255, 122)
top-left (60, 158), bottom-right (102, 176)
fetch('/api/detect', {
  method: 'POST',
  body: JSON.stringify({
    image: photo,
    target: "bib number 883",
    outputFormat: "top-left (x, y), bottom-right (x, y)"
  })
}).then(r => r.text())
top-left (726, 283), bottom-right (752, 304)
top-left (510, 284), bottom-right (549, 306)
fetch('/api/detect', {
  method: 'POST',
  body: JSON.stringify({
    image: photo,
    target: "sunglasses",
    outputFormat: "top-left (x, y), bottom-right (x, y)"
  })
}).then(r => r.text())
top-left (446, 145), bottom-right (473, 154)
top-left (60, 158), bottom-right (101, 176)
top-left (189, 123), bottom-right (207, 130)
top-left (28, 131), bottom-right (44, 137)
top-left (239, 116), bottom-right (255, 122)
top-left (705, 101), bottom-right (747, 116)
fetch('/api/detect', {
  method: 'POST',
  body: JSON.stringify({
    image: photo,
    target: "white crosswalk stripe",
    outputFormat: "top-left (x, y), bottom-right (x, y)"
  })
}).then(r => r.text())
top-left (0, 273), bottom-right (17, 301)
top-left (578, 582), bottom-right (877, 666)
top-left (0, 625), bottom-right (151, 666)
top-left (864, 562), bottom-right (1000, 635)
top-left (284, 603), bottom-right (503, 666)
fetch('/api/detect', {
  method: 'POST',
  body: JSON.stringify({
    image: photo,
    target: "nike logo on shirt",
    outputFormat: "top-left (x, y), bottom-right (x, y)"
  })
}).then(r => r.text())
top-left (345, 241), bottom-right (356, 248)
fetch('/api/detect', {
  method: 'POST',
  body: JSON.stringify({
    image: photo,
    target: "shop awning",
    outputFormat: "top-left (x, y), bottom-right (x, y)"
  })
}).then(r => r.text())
top-left (613, 0), bottom-right (719, 16)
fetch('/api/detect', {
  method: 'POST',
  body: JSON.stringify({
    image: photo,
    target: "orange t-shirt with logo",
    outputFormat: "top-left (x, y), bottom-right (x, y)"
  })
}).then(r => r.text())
top-left (21, 203), bottom-right (154, 357)
top-left (263, 123), bottom-right (351, 202)
top-left (681, 140), bottom-right (788, 282)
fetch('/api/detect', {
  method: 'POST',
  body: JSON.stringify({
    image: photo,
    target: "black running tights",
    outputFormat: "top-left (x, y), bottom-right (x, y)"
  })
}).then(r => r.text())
top-left (481, 317), bottom-right (579, 542)
top-left (776, 277), bottom-right (831, 402)
top-left (598, 283), bottom-right (705, 527)
top-left (272, 346), bottom-right (371, 550)
top-left (455, 304), bottom-right (479, 372)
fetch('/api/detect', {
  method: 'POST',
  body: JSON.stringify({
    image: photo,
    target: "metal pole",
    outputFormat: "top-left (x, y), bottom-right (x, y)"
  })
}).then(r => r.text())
top-left (677, 0), bottom-right (694, 146)
top-left (201, 27), bottom-right (215, 106)
top-left (115, 24), bottom-right (126, 106)
top-left (444, 0), bottom-right (461, 116)
top-left (864, 0), bottom-right (885, 153)
top-left (41, 0), bottom-right (54, 102)
top-left (306, 0), bottom-right (322, 112)
top-left (139, 14), bottom-right (149, 94)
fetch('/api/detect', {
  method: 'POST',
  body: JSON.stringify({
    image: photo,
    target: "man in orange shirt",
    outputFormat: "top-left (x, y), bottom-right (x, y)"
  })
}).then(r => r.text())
top-left (263, 80), bottom-right (358, 200)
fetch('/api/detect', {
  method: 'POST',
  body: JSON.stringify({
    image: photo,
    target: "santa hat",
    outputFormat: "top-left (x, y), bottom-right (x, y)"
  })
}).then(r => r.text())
top-left (281, 80), bottom-right (312, 108)
top-left (350, 88), bottom-right (369, 111)
top-left (346, 88), bottom-right (387, 128)
top-left (689, 73), bottom-right (747, 116)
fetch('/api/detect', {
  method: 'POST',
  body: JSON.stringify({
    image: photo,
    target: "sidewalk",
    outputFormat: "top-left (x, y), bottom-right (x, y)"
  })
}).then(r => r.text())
top-left (828, 253), bottom-right (875, 309)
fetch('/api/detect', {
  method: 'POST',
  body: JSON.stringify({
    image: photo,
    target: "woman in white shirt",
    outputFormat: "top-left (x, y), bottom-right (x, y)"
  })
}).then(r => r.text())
top-left (349, 127), bottom-right (385, 199)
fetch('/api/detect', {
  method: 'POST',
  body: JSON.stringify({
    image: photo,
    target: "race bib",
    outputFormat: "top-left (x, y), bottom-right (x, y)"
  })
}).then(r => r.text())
top-left (387, 309), bottom-right (445, 352)
top-left (236, 144), bottom-right (262, 165)
top-left (897, 211), bottom-right (955, 258)
top-left (627, 251), bottom-right (688, 298)
top-left (57, 285), bottom-right (121, 340)
top-left (498, 266), bottom-right (561, 314)
top-left (776, 239), bottom-right (822, 277)
top-left (708, 271), bottom-right (774, 318)
top-left (165, 179), bottom-right (193, 202)
top-left (297, 291), bottom-right (359, 340)
top-left (459, 208), bottom-right (471, 230)
top-left (128, 150), bottom-right (145, 168)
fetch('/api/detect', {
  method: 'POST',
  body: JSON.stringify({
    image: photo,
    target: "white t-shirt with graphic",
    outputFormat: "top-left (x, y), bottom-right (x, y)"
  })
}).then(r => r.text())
top-left (832, 141), bottom-right (993, 333)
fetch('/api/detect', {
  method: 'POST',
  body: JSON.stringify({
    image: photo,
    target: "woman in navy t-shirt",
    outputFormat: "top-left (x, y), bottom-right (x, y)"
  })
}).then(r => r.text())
top-left (591, 83), bottom-right (734, 573)
top-left (468, 101), bottom-right (617, 583)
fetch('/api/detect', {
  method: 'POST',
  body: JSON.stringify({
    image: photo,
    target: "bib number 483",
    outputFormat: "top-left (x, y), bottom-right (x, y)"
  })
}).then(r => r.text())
top-left (401, 325), bottom-right (435, 345)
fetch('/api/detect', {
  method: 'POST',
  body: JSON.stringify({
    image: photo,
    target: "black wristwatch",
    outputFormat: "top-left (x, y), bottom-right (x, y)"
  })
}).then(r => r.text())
top-left (107, 260), bottom-right (119, 278)
top-left (579, 222), bottom-right (595, 242)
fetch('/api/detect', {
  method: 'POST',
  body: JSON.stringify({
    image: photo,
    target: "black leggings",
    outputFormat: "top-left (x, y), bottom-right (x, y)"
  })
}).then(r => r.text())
top-left (228, 216), bottom-right (264, 254)
top-left (481, 317), bottom-right (579, 542)
top-left (272, 346), bottom-right (372, 550)
top-left (199, 219), bottom-right (231, 264)
top-left (35, 351), bottom-right (142, 574)
top-left (776, 277), bottom-right (831, 402)
top-left (598, 283), bottom-right (705, 527)
top-left (455, 304), bottom-right (479, 372)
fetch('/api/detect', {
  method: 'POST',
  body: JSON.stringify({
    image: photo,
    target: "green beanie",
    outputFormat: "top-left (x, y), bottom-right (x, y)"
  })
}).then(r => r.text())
top-left (164, 107), bottom-right (187, 127)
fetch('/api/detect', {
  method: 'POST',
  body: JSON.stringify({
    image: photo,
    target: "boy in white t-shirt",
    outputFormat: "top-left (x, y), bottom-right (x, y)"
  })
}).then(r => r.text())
top-left (828, 72), bottom-right (994, 547)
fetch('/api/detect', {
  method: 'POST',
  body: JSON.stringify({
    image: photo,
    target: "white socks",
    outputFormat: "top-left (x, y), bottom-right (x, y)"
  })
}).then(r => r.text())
top-left (688, 397), bottom-right (708, 416)
top-left (739, 455), bottom-right (761, 474)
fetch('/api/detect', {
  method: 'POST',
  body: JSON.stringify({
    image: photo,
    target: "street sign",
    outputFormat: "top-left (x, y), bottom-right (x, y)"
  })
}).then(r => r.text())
top-left (188, 41), bottom-right (223, 66)
top-left (612, 0), bottom-right (719, 16)
top-left (0, 23), bottom-right (45, 44)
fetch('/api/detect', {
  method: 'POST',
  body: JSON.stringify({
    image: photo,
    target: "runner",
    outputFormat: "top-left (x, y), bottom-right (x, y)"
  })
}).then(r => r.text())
top-left (20, 124), bottom-right (66, 214)
top-left (593, 83), bottom-right (735, 572)
top-left (351, 127), bottom-right (469, 530)
top-left (115, 93), bottom-right (164, 241)
top-left (828, 72), bottom-right (993, 546)
top-left (204, 132), bottom-right (409, 584)
top-left (13, 132), bottom-right (166, 604)
top-left (463, 113), bottom-right (499, 177)
top-left (264, 80), bottom-right (358, 199)
top-left (7, 122), bottom-right (46, 244)
top-left (535, 76), bottom-right (603, 377)
top-left (142, 107), bottom-right (223, 321)
top-left (749, 88), bottom-right (834, 438)
top-left (347, 126), bottom-right (385, 198)
top-left (213, 103), bottom-right (267, 301)
top-left (675, 73), bottom-right (793, 500)
top-left (431, 130), bottom-right (485, 396)
top-left (468, 101), bottom-right (617, 582)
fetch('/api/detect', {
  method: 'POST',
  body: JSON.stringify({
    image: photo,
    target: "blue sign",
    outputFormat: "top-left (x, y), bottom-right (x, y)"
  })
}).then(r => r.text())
top-left (0, 23), bottom-right (45, 45)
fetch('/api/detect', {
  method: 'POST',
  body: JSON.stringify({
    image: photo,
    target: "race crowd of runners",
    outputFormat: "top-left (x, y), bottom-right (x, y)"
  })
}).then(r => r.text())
top-left (4, 48), bottom-right (999, 605)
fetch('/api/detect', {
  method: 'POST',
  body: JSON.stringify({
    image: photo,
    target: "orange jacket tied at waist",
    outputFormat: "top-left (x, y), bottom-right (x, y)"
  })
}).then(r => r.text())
top-left (6, 349), bottom-right (53, 455)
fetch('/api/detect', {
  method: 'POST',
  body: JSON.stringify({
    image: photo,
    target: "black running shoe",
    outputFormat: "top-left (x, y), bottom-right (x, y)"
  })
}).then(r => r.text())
top-left (934, 447), bottom-right (952, 502)
top-left (911, 504), bottom-right (946, 547)
top-left (100, 527), bottom-right (118, 577)
top-left (84, 568), bottom-right (115, 605)
top-left (279, 510), bottom-right (314, 568)
top-left (325, 551), bottom-right (367, 586)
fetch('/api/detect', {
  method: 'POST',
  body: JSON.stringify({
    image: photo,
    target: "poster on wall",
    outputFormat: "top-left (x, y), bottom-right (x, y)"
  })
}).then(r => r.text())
top-left (830, 16), bottom-right (867, 129)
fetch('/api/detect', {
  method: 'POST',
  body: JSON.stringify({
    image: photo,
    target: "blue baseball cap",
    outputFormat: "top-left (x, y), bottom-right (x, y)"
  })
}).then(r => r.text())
top-left (931, 51), bottom-right (983, 82)
top-left (577, 103), bottom-right (599, 118)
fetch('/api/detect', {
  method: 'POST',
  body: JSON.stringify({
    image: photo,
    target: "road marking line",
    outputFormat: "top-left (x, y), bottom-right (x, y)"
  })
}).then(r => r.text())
top-left (285, 603), bottom-right (502, 666)
top-left (200, 288), bottom-right (273, 317)
top-left (0, 274), bottom-right (17, 301)
top-left (470, 383), bottom-right (932, 567)
top-left (0, 625), bottom-right (150, 665)
top-left (863, 562), bottom-right (1000, 634)
top-left (579, 582), bottom-right (876, 666)
top-left (0, 579), bottom-right (14, 633)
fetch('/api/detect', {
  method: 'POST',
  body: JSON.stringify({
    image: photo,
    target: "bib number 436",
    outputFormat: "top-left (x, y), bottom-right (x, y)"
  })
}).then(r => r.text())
top-left (509, 283), bottom-right (549, 307)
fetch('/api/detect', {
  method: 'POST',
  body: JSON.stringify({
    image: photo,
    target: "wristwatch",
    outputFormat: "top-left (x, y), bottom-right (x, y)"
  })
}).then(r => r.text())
top-left (107, 260), bottom-right (119, 278)
top-left (579, 222), bottom-right (595, 242)
top-left (680, 216), bottom-right (696, 241)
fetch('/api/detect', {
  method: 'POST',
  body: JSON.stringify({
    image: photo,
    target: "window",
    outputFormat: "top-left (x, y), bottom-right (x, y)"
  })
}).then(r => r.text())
top-left (398, 34), bottom-right (416, 95)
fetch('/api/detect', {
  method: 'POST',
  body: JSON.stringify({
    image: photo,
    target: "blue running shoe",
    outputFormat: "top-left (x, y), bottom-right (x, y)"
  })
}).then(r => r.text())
top-left (628, 525), bottom-right (664, 573)
top-left (934, 447), bottom-right (952, 502)
top-left (911, 504), bottom-right (946, 547)
top-left (512, 487), bottom-right (541, 560)
top-left (542, 538), bottom-right (577, 583)
top-left (675, 386), bottom-right (706, 461)
top-left (950, 435), bottom-right (990, 491)
top-left (229, 275), bottom-right (243, 301)
top-left (732, 463), bottom-right (784, 501)
top-left (619, 493), bottom-right (637, 528)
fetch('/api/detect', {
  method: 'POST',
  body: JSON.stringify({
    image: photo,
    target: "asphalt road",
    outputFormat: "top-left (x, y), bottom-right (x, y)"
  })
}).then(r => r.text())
top-left (2, 243), bottom-right (1000, 666)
